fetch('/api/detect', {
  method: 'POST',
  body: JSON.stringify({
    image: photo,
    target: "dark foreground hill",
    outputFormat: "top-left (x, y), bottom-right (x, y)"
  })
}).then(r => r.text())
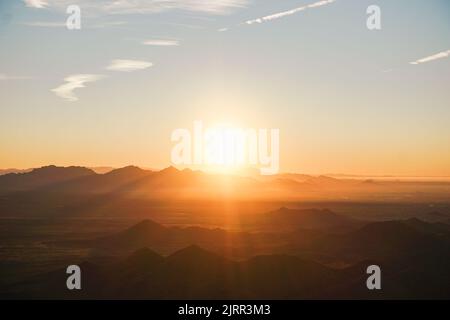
top-left (4, 242), bottom-right (449, 299)
top-left (3, 215), bottom-right (450, 299)
top-left (0, 245), bottom-right (361, 299)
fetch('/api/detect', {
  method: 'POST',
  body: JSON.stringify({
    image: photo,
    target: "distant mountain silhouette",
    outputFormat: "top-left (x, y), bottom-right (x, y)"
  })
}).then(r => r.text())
top-left (403, 217), bottom-right (450, 238)
top-left (0, 165), bottom-right (95, 192)
top-left (258, 207), bottom-right (360, 230)
top-left (44, 165), bottom-right (153, 193)
top-left (305, 175), bottom-right (344, 186)
top-left (86, 219), bottom-right (255, 257)
top-left (79, 213), bottom-right (361, 258)
top-left (88, 166), bottom-right (115, 174)
top-left (310, 219), bottom-right (450, 265)
top-left (0, 164), bottom-right (359, 198)
top-left (95, 219), bottom-right (171, 249)
top-left (0, 168), bottom-right (32, 176)
top-left (59, 215), bottom-right (450, 268)
top-left (1, 164), bottom-right (448, 203)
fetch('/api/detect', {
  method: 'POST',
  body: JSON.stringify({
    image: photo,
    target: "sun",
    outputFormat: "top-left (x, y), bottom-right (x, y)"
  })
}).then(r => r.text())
top-left (202, 122), bottom-right (249, 174)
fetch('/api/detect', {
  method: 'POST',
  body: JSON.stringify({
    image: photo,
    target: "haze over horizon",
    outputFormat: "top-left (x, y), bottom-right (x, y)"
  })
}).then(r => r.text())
top-left (2, 164), bottom-right (450, 181)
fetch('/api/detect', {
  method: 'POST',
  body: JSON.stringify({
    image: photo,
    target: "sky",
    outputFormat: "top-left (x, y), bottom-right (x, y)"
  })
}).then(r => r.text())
top-left (0, 0), bottom-right (449, 176)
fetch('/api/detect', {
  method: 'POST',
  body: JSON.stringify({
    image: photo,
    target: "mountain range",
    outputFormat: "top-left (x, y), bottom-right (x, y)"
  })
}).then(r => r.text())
top-left (1, 165), bottom-right (449, 203)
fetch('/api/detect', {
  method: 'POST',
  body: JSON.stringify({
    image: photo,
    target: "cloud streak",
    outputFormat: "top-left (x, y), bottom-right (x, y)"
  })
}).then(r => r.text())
top-left (106, 59), bottom-right (153, 72)
top-left (245, 0), bottom-right (336, 25)
top-left (51, 74), bottom-right (104, 102)
top-left (410, 49), bottom-right (450, 65)
top-left (142, 39), bottom-right (179, 46)
top-left (24, 0), bottom-right (248, 15)
top-left (24, 0), bottom-right (48, 9)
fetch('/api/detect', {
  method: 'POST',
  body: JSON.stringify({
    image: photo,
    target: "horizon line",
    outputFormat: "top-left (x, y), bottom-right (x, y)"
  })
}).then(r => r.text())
top-left (1, 164), bottom-right (450, 179)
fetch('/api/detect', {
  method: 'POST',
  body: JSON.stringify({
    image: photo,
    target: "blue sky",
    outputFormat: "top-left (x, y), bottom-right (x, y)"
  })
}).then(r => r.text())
top-left (0, 0), bottom-right (449, 175)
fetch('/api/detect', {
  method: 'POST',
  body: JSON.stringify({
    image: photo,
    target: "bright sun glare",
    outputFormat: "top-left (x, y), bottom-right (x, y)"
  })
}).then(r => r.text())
top-left (202, 123), bottom-right (248, 174)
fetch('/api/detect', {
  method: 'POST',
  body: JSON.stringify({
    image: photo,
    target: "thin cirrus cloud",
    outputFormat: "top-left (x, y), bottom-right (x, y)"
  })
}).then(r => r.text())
top-left (51, 74), bottom-right (104, 102)
top-left (51, 60), bottom-right (153, 102)
top-left (106, 59), bottom-right (153, 72)
top-left (23, 0), bottom-right (48, 8)
top-left (23, 0), bottom-right (248, 15)
top-left (410, 49), bottom-right (450, 65)
top-left (142, 39), bottom-right (179, 46)
top-left (245, 0), bottom-right (336, 25)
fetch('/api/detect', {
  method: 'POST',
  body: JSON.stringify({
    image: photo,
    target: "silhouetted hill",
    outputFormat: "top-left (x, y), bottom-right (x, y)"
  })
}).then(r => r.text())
top-left (166, 244), bottom-right (226, 267)
top-left (88, 219), bottom-right (257, 257)
top-left (0, 168), bottom-right (32, 176)
top-left (0, 165), bottom-right (95, 193)
top-left (121, 247), bottom-right (164, 268)
top-left (111, 247), bottom-right (165, 283)
top-left (104, 165), bottom-right (149, 179)
top-left (4, 214), bottom-right (450, 299)
top-left (88, 166), bottom-right (115, 174)
top-left (46, 165), bottom-right (153, 193)
top-left (239, 254), bottom-right (341, 299)
top-left (1, 246), bottom-right (336, 299)
top-left (305, 175), bottom-right (344, 186)
top-left (94, 219), bottom-right (171, 249)
top-left (1, 164), bottom-right (449, 204)
top-left (272, 173), bottom-right (313, 182)
top-left (31, 165), bottom-right (208, 195)
top-left (403, 217), bottom-right (450, 238)
top-left (258, 207), bottom-right (361, 230)
top-left (311, 219), bottom-right (450, 264)
top-left (8, 241), bottom-right (448, 299)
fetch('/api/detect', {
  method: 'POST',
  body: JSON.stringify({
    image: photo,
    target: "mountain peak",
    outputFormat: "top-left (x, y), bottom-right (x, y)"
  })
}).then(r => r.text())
top-left (106, 165), bottom-right (148, 176)
top-left (159, 166), bottom-right (179, 174)
top-left (30, 165), bottom-right (95, 175)
top-left (0, 165), bottom-right (96, 192)
top-left (167, 245), bottom-right (219, 263)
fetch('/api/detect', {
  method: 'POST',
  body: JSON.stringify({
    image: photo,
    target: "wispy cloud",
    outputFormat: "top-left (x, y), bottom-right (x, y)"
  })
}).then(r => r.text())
top-left (106, 59), bottom-right (153, 72)
top-left (410, 49), bottom-right (450, 65)
top-left (0, 74), bottom-right (32, 80)
top-left (142, 39), bottom-right (179, 46)
top-left (245, 0), bottom-right (336, 25)
top-left (51, 74), bottom-right (104, 102)
top-left (25, 0), bottom-right (248, 15)
top-left (23, 0), bottom-right (48, 9)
